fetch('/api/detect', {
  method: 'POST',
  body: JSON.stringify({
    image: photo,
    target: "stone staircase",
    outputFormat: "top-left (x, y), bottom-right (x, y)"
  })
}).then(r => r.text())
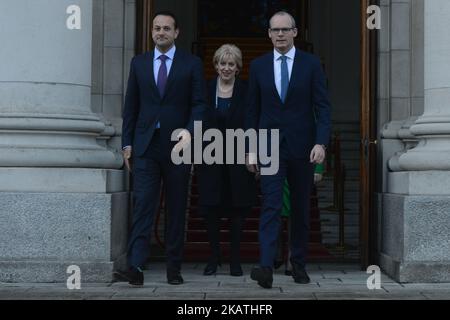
top-left (150, 121), bottom-right (361, 263)
top-left (183, 169), bottom-right (333, 263)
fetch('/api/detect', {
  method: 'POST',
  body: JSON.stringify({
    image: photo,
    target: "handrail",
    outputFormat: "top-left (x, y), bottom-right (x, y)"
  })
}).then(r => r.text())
top-left (324, 132), bottom-right (342, 211)
top-left (336, 163), bottom-right (346, 251)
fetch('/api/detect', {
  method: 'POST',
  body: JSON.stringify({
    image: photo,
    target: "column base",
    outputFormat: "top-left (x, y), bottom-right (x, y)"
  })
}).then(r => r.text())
top-left (380, 254), bottom-right (450, 283)
top-left (380, 186), bottom-right (450, 283)
top-left (0, 260), bottom-right (121, 283)
top-left (0, 191), bottom-right (129, 283)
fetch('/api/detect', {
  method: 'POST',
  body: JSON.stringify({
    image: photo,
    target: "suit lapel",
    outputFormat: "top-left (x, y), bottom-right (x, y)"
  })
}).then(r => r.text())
top-left (267, 53), bottom-right (283, 104)
top-left (162, 49), bottom-right (181, 100)
top-left (208, 78), bottom-right (217, 108)
top-left (285, 49), bottom-right (301, 103)
top-left (227, 78), bottom-right (241, 123)
top-left (144, 51), bottom-right (161, 100)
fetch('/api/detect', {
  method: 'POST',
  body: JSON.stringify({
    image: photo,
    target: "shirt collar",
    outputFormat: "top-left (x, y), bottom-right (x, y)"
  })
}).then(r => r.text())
top-left (154, 45), bottom-right (176, 61)
top-left (274, 46), bottom-right (296, 61)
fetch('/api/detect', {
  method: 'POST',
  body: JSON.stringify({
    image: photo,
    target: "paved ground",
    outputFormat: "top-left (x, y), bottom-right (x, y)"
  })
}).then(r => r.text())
top-left (1, 263), bottom-right (450, 300)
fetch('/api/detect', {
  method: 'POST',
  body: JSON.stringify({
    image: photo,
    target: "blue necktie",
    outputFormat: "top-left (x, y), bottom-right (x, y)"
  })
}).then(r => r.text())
top-left (280, 55), bottom-right (288, 103)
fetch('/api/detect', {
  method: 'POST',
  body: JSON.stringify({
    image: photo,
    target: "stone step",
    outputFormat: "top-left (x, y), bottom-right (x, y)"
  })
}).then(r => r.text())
top-left (320, 214), bottom-right (359, 225)
top-left (318, 183), bottom-right (361, 190)
top-left (185, 230), bottom-right (324, 243)
top-left (318, 193), bottom-right (360, 203)
top-left (187, 217), bottom-right (324, 230)
top-left (182, 242), bottom-right (334, 262)
top-left (322, 238), bottom-right (359, 246)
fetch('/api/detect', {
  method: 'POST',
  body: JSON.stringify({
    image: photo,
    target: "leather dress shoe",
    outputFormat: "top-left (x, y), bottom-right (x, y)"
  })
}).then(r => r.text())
top-left (167, 270), bottom-right (184, 285)
top-left (250, 266), bottom-right (273, 289)
top-left (114, 268), bottom-right (144, 286)
top-left (229, 263), bottom-right (243, 276)
top-left (291, 262), bottom-right (310, 284)
top-left (203, 261), bottom-right (221, 276)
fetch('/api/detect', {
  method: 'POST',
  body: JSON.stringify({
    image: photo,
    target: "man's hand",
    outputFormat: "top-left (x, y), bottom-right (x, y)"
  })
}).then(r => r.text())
top-left (310, 144), bottom-right (326, 164)
top-left (123, 146), bottom-right (132, 172)
top-left (172, 129), bottom-right (192, 154)
top-left (245, 153), bottom-right (259, 174)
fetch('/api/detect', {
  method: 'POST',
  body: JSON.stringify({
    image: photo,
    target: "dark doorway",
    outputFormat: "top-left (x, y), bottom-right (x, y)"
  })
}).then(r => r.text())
top-left (198, 0), bottom-right (308, 38)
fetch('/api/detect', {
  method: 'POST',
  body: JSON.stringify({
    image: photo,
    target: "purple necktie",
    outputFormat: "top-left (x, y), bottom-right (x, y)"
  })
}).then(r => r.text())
top-left (157, 54), bottom-right (168, 97)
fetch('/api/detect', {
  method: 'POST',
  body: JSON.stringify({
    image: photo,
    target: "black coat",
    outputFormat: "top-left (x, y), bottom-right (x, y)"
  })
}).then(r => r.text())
top-left (196, 78), bottom-right (257, 208)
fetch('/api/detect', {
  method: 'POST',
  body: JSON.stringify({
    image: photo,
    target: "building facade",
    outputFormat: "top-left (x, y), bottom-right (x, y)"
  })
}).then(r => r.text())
top-left (0, 0), bottom-right (448, 283)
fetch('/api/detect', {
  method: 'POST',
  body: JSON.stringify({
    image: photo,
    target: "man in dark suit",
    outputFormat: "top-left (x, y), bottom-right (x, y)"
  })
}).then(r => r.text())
top-left (246, 11), bottom-right (331, 289)
top-left (117, 11), bottom-right (207, 285)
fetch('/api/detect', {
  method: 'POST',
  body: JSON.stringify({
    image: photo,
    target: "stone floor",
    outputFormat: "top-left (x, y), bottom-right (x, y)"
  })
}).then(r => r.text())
top-left (1, 263), bottom-right (450, 300)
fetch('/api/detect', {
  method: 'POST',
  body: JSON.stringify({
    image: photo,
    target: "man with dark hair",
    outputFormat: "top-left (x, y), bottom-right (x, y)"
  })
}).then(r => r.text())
top-left (117, 11), bottom-right (207, 286)
top-left (246, 11), bottom-right (331, 289)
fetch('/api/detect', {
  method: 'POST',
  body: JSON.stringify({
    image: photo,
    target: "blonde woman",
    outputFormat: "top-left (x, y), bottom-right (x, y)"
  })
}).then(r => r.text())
top-left (196, 44), bottom-right (257, 276)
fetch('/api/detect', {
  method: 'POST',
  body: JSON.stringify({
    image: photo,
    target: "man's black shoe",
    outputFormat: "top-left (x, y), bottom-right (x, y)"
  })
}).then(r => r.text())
top-left (291, 262), bottom-right (310, 284)
top-left (167, 270), bottom-right (184, 285)
top-left (203, 260), bottom-right (221, 276)
top-left (250, 266), bottom-right (273, 289)
top-left (114, 268), bottom-right (144, 286)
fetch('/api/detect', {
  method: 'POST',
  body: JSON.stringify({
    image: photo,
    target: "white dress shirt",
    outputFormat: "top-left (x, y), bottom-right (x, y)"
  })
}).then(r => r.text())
top-left (273, 46), bottom-right (296, 99)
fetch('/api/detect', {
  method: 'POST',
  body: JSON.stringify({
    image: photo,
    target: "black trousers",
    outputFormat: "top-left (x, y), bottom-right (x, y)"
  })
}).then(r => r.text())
top-left (128, 131), bottom-right (191, 271)
top-left (200, 206), bottom-right (250, 264)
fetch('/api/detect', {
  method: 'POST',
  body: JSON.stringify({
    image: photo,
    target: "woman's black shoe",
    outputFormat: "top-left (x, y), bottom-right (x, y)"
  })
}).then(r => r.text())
top-left (203, 261), bottom-right (221, 275)
top-left (230, 263), bottom-right (243, 276)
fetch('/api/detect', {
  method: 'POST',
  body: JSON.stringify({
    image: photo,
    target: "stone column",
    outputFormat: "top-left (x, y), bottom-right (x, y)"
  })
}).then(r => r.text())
top-left (398, 0), bottom-right (450, 170)
top-left (0, 0), bottom-right (121, 169)
top-left (0, 0), bottom-right (127, 282)
top-left (381, 0), bottom-right (450, 282)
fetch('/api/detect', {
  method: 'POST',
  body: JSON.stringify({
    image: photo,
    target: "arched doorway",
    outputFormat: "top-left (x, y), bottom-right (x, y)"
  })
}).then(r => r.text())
top-left (135, 0), bottom-right (378, 267)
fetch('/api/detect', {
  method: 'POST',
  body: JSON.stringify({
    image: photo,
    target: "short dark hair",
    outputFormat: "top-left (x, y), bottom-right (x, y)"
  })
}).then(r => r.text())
top-left (153, 11), bottom-right (178, 29)
top-left (269, 11), bottom-right (297, 29)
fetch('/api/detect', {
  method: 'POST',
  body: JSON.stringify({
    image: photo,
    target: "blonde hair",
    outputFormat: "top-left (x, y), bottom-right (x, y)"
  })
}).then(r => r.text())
top-left (213, 44), bottom-right (243, 73)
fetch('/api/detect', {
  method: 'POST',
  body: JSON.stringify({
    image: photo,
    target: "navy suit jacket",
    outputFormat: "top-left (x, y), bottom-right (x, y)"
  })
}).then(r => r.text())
top-left (246, 49), bottom-right (331, 159)
top-left (122, 48), bottom-right (207, 157)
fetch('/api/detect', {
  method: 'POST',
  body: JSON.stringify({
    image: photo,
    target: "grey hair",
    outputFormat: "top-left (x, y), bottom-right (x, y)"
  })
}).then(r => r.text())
top-left (269, 11), bottom-right (297, 28)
